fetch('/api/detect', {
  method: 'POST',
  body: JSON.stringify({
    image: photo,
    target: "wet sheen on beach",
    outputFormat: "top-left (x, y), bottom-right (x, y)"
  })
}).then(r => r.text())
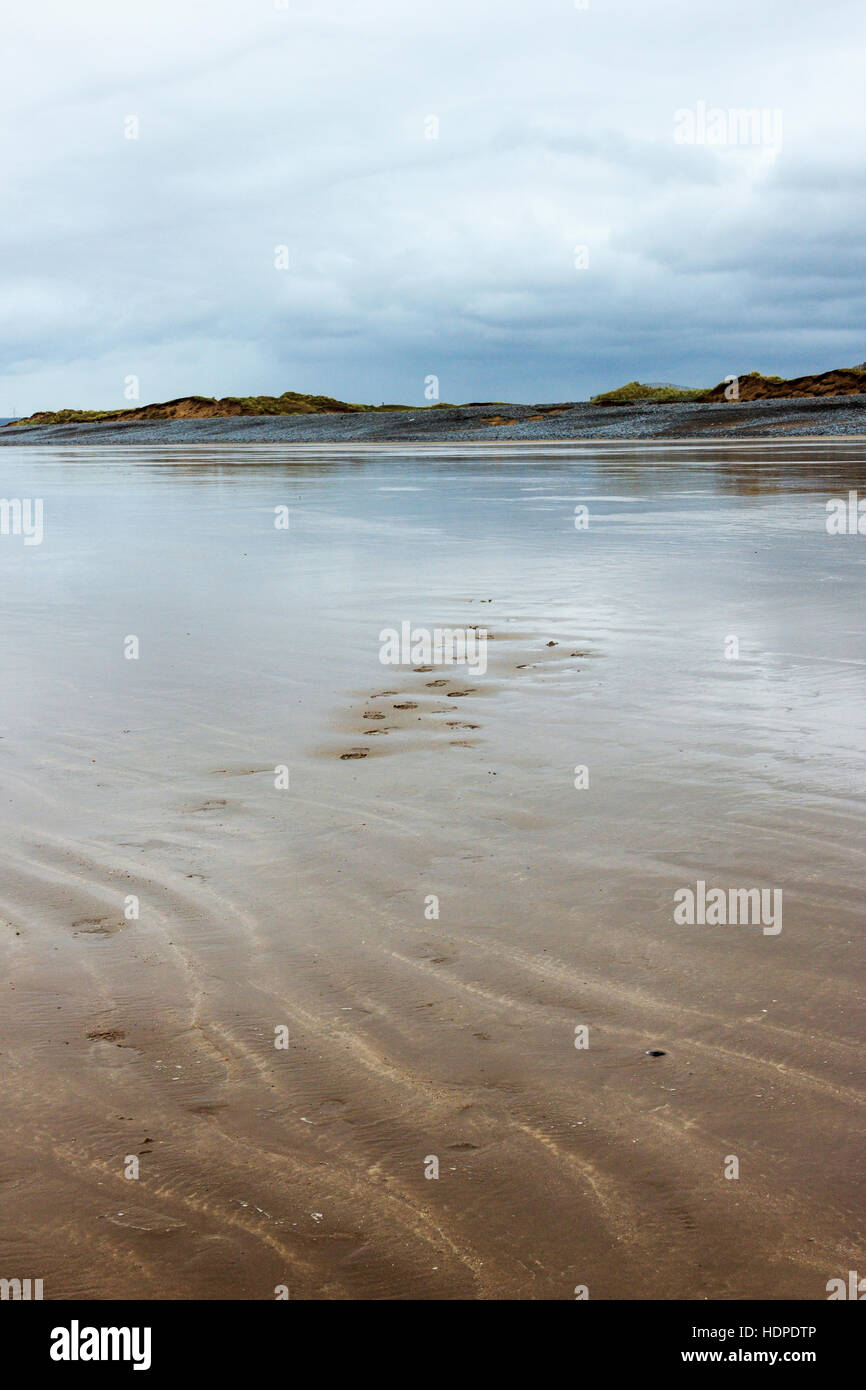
top-left (0, 441), bottom-right (863, 1299)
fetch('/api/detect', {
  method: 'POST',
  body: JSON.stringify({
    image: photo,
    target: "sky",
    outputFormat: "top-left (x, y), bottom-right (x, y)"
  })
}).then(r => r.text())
top-left (2, 0), bottom-right (865, 414)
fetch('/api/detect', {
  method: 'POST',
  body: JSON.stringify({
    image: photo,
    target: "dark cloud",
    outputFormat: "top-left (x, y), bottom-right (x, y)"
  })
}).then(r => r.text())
top-left (2, 0), bottom-right (863, 414)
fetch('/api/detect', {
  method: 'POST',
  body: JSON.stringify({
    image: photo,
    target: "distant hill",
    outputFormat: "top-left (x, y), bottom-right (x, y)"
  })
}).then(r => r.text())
top-left (702, 366), bottom-right (866, 401)
top-left (4, 391), bottom-right (413, 429)
top-left (591, 381), bottom-right (707, 404)
top-left (594, 365), bottom-right (866, 406)
top-left (7, 364), bottom-right (866, 430)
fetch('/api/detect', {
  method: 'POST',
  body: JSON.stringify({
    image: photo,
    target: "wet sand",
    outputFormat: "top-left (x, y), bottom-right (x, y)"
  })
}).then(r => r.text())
top-left (0, 442), bottom-right (863, 1299)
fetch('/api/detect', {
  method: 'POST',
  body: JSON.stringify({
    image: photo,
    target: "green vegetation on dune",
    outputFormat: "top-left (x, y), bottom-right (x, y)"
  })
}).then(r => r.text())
top-left (5, 391), bottom-right (414, 429)
top-left (9, 408), bottom-right (123, 426)
top-left (224, 391), bottom-right (410, 414)
top-left (591, 373), bottom-right (789, 406)
top-left (6, 391), bottom-right (528, 429)
top-left (590, 381), bottom-right (708, 404)
top-left (9, 368), bottom-right (860, 431)
top-left (227, 392), bottom-right (362, 414)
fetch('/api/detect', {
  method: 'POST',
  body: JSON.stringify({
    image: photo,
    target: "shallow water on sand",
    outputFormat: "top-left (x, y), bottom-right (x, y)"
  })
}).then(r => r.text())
top-left (0, 441), bottom-right (863, 1299)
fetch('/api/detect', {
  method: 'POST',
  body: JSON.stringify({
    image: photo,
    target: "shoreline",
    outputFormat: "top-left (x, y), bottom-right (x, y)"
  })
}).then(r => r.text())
top-left (3, 394), bottom-right (866, 446)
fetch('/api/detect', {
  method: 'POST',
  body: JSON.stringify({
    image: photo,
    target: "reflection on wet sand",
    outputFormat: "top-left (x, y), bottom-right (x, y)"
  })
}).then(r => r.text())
top-left (0, 442), bottom-right (863, 1299)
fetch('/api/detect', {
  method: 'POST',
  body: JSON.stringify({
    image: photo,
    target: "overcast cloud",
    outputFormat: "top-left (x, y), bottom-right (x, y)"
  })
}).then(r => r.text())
top-left (2, 0), bottom-right (865, 413)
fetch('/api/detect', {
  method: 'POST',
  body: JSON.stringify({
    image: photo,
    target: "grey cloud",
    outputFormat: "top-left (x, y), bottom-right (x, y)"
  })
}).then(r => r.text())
top-left (2, 0), bottom-right (865, 413)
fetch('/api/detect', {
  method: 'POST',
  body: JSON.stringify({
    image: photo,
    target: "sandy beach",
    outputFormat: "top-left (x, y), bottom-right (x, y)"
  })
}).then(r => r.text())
top-left (0, 441), bottom-right (863, 1300)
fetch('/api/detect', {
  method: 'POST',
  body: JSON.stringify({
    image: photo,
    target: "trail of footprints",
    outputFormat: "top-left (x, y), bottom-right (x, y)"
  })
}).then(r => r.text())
top-left (339, 626), bottom-right (601, 759)
top-left (339, 667), bottom-right (482, 759)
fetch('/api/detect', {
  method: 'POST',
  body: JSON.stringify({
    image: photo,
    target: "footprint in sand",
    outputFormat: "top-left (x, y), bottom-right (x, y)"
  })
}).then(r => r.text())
top-left (105, 1208), bottom-right (186, 1234)
top-left (420, 946), bottom-right (456, 964)
top-left (73, 917), bottom-right (124, 938)
top-left (426, 679), bottom-right (449, 687)
top-left (362, 710), bottom-right (387, 720)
